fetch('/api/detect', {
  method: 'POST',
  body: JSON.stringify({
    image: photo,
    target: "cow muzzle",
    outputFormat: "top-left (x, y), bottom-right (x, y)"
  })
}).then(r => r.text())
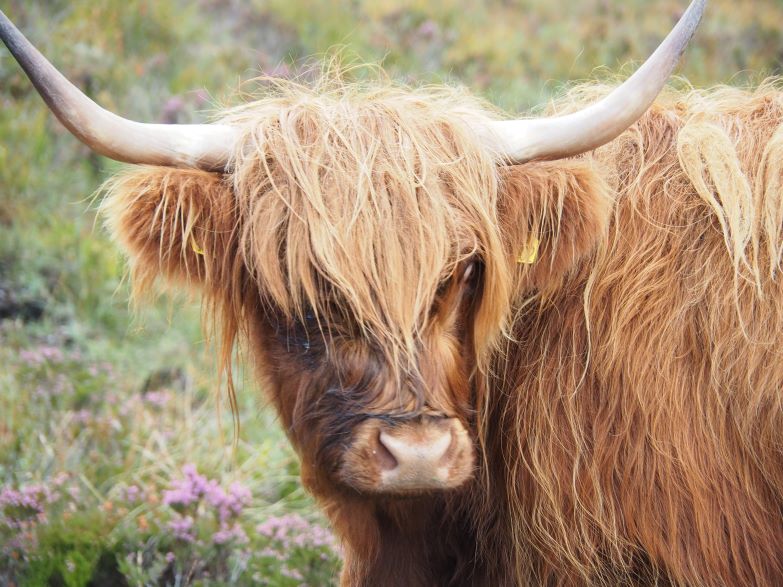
top-left (338, 415), bottom-right (475, 494)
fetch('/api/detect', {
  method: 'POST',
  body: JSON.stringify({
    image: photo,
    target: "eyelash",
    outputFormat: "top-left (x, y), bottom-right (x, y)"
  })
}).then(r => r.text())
top-left (462, 262), bottom-right (476, 283)
top-left (434, 262), bottom-right (479, 300)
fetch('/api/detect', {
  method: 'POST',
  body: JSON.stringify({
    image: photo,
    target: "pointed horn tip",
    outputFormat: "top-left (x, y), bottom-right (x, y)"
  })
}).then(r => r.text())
top-left (682, 0), bottom-right (707, 40)
top-left (673, 0), bottom-right (706, 52)
top-left (492, 0), bottom-right (707, 164)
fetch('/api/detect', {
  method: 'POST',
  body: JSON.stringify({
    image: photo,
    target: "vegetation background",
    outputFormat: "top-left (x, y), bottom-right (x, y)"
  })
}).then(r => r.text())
top-left (2, 0), bottom-right (782, 584)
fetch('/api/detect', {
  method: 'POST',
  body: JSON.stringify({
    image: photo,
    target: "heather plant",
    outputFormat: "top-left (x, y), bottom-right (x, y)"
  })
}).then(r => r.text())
top-left (1, 326), bottom-right (341, 585)
top-left (249, 515), bottom-right (342, 586)
top-left (0, 473), bottom-right (112, 586)
top-left (112, 468), bottom-right (341, 585)
top-left (0, 482), bottom-right (52, 567)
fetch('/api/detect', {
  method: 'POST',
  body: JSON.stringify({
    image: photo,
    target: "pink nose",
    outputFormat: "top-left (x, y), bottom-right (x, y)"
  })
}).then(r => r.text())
top-left (377, 427), bottom-right (452, 471)
top-left (339, 416), bottom-right (476, 493)
top-left (371, 418), bottom-right (471, 491)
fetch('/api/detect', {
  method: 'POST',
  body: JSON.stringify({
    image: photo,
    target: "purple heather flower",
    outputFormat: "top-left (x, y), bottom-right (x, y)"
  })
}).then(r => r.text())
top-left (192, 89), bottom-right (210, 106)
top-left (66, 484), bottom-right (81, 501)
top-left (164, 465), bottom-right (253, 524)
top-left (228, 482), bottom-right (252, 511)
top-left (161, 97), bottom-right (186, 123)
top-left (259, 547), bottom-right (283, 560)
top-left (124, 485), bottom-right (142, 504)
top-left (70, 409), bottom-right (92, 425)
top-left (212, 523), bottom-right (248, 545)
top-left (21, 345), bottom-right (65, 365)
top-left (206, 480), bottom-right (252, 523)
top-left (19, 349), bottom-right (43, 366)
top-left (163, 464), bottom-right (208, 507)
top-left (281, 567), bottom-right (304, 581)
top-left (255, 513), bottom-right (338, 552)
top-left (3, 530), bottom-right (38, 554)
top-left (269, 63), bottom-right (291, 78)
top-left (0, 483), bottom-right (52, 530)
top-left (417, 19), bottom-right (439, 39)
top-left (167, 515), bottom-right (195, 542)
top-left (41, 346), bottom-right (62, 360)
top-left (143, 390), bottom-right (170, 408)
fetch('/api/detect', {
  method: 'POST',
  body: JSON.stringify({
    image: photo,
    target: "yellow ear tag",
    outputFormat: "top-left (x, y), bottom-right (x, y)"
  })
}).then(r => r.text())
top-left (517, 236), bottom-right (540, 265)
top-left (190, 236), bottom-right (205, 256)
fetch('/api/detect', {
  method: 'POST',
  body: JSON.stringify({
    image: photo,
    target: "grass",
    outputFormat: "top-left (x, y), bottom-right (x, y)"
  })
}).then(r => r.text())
top-left (1, 0), bottom-right (782, 585)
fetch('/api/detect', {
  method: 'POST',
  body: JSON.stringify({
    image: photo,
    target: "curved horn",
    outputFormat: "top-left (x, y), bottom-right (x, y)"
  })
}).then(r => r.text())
top-left (0, 10), bottom-right (237, 170)
top-left (491, 0), bottom-right (706, 164)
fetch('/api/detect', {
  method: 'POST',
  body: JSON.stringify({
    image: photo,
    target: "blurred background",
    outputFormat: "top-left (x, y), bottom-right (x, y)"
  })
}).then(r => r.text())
top-left (1, 0), bottom-right (782, 584)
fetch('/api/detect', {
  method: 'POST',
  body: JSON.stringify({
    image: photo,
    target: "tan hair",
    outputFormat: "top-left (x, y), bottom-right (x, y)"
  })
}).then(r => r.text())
top-left (489, 80), bottom-right (783, 585)
top-left (220, 75), bottom-right (511, 377)
top-left (102, 72), bottom-right (783, 585)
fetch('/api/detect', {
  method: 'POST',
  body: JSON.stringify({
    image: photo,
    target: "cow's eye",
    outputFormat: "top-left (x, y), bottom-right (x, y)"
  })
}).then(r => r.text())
top-left (435, 278), bottom-right (449, 298)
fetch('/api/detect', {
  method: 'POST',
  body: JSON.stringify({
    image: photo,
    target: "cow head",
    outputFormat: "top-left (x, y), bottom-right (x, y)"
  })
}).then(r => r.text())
top-left (0, 0), bottom-right (703, 513)
top-left (103, 87), bottom-right (512, 500)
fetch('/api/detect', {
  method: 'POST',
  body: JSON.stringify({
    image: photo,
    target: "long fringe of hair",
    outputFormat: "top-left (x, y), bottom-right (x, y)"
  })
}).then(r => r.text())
top-left (219, 75), bottom-right (512, 379)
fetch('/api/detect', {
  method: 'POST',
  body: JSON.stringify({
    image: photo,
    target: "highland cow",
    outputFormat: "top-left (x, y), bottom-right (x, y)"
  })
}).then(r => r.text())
top-left (3, 1), bottom-right (783, 585)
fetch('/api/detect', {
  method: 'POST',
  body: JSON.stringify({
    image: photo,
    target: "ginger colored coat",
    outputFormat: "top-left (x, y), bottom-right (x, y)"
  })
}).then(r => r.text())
top-left (104, 82), bottom-right (783, 586)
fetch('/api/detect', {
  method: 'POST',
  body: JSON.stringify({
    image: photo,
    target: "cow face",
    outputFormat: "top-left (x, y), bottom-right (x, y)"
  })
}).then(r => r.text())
top-left (220, 90), bottom-right (514, 497)
top-left (253, 258), bottom-right (482, 496)
top-left (237, 151), bottom-right (612, 502)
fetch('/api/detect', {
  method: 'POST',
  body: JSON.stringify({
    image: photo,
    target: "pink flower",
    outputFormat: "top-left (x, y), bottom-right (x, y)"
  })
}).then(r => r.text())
top-left (124, 485), bottom-right (143, 504)
top-left (143, 390), bottom-right (170, 408)
top-left (161, 97), bottom-right (185, 123)
top-left (255, 514), bottom-right (338, 552)
top-left (417, 20), bottom-right (440, 39)
top-left (167, 515), bottom-right (195, 542)
top-left (212, 523), bottom-right (248, 545)
top-left (163, 465), bottom-right (252, 523)
top-left (269, 63), bottom-right (291, 78)
top-left (0, 483), bottom-right (52, 530)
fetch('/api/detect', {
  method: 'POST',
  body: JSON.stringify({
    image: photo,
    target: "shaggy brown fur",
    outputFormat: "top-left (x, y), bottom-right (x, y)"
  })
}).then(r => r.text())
top-left (102, 77), bottom-right (783, 586)
top-left (221, 78), bottom-right (509, 381)
top-left (486, 82), bottom-right (783, 586)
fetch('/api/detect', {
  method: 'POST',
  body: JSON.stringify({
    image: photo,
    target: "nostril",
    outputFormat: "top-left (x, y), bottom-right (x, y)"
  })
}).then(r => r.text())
top-left (373, 430), bottom-right (399, 471)
top-left (342, 418), bottom-right (475, 493)
top-left (378, 428), bottom-right (454, 467)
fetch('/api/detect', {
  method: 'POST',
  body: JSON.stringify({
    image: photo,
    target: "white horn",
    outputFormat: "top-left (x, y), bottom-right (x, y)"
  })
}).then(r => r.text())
top-left (0, 10), bottom-right (238, 171)
top-left (490, 0), bottom-right (706, 164)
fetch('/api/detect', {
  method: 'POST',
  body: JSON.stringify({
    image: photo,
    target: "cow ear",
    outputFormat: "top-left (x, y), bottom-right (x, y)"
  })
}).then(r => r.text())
top-left (101, 167), bottom-right (238, 297)
top-left (498, 160), bottom-right (612, 294)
